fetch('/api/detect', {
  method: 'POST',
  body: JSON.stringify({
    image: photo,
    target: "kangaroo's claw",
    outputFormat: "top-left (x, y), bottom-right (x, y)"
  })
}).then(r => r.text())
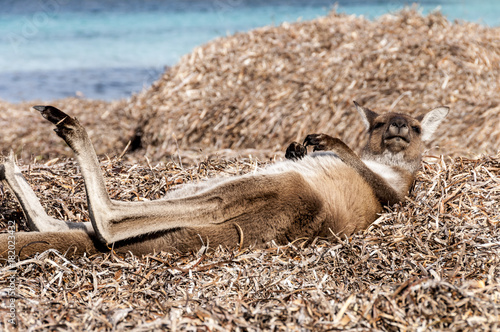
top-left (33, 106), bottom-right (84, 147)
top-left (33, 105), bottom-right (71, 126)
top-left (285, 142), bottom-right (307, 160)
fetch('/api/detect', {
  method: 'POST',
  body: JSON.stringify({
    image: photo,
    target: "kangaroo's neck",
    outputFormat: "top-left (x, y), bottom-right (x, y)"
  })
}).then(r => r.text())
top-left (361, 158), bottom-right (415, 201)
top-left (361, 149), bottom-right (422, 176)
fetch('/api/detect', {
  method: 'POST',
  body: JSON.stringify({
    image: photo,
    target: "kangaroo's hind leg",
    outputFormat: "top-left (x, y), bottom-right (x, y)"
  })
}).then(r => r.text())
top-left (0, 152), bottom-right (94, 235)
top-left (33, 106), bottom-right (325, 245)
top-left (34, 106), bottom-right (335, 250)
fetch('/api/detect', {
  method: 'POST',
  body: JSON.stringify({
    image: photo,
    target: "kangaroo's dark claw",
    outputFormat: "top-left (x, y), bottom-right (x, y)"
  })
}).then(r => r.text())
top-left (285, 142), bottom-right (307, 160)
top-left (33, 105), bottom-right (70, 126)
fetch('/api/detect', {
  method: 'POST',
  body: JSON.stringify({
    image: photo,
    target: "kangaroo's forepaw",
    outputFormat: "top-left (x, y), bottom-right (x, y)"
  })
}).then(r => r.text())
top-left (303, 134), bottom-right (340, 152)
top-left (285, 142), bottom-right (307, 160)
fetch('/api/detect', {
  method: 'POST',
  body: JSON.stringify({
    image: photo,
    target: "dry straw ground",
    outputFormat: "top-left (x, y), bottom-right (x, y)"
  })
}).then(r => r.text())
top-left (0, 9), bottom-right (499, 331)
top-left (0, 155), bottom-right (499, 330)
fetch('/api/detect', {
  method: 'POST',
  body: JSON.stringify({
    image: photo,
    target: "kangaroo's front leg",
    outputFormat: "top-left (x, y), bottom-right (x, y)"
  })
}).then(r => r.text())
top-left (0, 152), bottom-right (94, 234)
top-left (303, 133), bottom-right (339, 152)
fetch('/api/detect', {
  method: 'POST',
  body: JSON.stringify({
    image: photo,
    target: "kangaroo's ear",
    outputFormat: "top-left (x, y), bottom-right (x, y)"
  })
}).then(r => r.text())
top-left (419, 106), bottom-right (449, 141)
top-left (353, 101), bottom-right (379, 131)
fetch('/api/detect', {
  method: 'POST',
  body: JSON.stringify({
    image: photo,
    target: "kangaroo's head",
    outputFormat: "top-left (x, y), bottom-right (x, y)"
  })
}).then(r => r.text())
top-left (354, 101), bottom-right (449, 173)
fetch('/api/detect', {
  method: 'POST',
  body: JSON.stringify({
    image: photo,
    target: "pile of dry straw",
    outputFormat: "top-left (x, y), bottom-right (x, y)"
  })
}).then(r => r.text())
top-left (0, 8), bottom-right (499, 331)
top-left (0, 154), bottom-right (499, 330)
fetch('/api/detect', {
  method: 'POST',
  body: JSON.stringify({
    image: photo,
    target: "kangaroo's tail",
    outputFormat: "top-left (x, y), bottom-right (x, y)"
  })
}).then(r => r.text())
top-left (1, 231), bottom-right (101, 260)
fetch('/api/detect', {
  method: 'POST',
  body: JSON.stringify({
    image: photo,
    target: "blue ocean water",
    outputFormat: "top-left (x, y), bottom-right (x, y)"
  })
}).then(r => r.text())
top-left (0, 0), bottom-right (498, 102)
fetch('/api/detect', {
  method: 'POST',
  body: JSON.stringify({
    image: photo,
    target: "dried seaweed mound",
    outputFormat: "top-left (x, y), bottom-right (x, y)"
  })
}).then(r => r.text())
top-left (0, 10), bottom-right (498, 163)
top-left (124, 9), bottom-right (500, 160)
top-left (0, 98), bottom-right (131, 162)
top-left (0, 153), bottom-right (498, 330)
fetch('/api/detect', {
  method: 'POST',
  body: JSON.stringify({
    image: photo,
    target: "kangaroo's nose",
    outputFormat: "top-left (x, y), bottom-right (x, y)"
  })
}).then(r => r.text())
top-left (391, 118), bottom-right (407, 129)
top-left (388, 117), bottom-right (409, 136)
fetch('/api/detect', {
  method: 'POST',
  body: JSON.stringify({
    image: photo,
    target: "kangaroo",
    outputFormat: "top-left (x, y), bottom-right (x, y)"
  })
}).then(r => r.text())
top-left (0, 102), bottom-right (448, 259)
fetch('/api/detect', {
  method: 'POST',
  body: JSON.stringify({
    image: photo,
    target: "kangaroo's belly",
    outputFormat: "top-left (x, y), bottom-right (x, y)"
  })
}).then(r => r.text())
top-left (286, 155), bottom-right (382, 238)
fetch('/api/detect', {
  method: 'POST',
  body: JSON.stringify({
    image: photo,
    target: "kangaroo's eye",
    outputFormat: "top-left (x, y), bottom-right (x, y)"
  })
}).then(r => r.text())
top-left (373, 122), bottom-right (385, 130)
top-left (412, 126), bottom-right (421, 134)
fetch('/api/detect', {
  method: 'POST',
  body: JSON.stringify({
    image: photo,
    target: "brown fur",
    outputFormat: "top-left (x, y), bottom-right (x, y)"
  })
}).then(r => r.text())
top-left (0, 102), bottom-right (448, 259)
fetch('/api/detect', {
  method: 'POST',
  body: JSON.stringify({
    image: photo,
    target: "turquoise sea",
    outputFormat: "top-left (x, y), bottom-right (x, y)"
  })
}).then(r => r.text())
top-left (1, 0), bottom-right (499, 102)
